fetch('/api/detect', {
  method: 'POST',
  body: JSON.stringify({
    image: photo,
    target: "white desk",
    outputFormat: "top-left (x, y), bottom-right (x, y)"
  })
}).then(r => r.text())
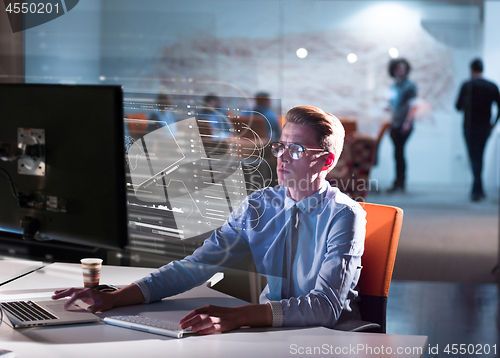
top-left (0, 258), bottom-right (45, 286)
top-left (0, 263), bottom-right (428, 358)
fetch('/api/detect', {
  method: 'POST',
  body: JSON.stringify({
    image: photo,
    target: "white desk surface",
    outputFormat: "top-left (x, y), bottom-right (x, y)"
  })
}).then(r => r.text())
top-left (0, 258), bottom-right (46, 286)
top-left (0, 263), bottom-right (428, 358)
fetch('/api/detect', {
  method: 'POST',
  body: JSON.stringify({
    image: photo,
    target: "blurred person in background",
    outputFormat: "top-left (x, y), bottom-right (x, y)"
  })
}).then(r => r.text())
top-left (251, 92), bottom-right (281, 141)
top-left (150, 92), bottom-right (177, 137)
top-left (455, 58), bottom-right (500, 202)
top-left (199, 94), bottom-right (232, 139)
top-left (386, 58), bottom-right (418, 194)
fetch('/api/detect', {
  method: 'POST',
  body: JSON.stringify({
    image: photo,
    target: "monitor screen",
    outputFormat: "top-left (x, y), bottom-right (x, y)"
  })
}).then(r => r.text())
top-left (0, 84), bottom-right (128, 250)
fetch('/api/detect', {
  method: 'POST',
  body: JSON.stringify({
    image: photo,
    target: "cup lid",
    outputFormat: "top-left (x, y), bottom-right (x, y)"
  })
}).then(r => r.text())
top-left (80, 258), bottom-right (103, 264)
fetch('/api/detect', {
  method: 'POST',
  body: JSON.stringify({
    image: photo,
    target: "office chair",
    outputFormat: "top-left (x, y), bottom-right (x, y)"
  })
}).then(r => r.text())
top-left (372, 121), bottom-right (391, 166)
top-left (125, 113), bottom-right (149, 137)
top-left (335, 202), bottom-right (403, 333)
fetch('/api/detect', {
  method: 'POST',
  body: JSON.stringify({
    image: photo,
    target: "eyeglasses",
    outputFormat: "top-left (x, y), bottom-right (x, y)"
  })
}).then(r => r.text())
top-left (270, 141), bottom-right (327, 160)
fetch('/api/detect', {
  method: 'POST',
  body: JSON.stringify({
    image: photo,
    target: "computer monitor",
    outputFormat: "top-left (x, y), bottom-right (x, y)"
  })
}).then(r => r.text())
top-left (0, 84), bottom-right (128, 250)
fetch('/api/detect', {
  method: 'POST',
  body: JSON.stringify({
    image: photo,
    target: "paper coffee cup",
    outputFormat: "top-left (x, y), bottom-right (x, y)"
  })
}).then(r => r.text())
top-left (81, 258), bottom-right (103, 288)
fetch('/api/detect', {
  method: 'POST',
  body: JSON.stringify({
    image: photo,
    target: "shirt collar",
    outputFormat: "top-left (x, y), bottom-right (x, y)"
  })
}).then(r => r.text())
top-left (284, 181), bottom-right (329, 213)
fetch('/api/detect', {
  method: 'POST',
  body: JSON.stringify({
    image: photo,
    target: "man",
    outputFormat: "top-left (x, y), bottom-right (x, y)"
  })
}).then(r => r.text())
top-left (199, 94), bottom-right (232, 139)
top-left (149, 92), bottom-right (177, 137)
top-left (52, 106), bottom-right (366, 334)
top-left (455, 58), bottom-right (500, 201)
top-left (387, 58), bottom-right (418, 194)
top-left (252, 92), bottom-right (281, 141)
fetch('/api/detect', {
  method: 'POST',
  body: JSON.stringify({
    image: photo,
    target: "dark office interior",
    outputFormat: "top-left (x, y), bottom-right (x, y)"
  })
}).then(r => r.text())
top-left (0, 1), bottom-right (499, 357)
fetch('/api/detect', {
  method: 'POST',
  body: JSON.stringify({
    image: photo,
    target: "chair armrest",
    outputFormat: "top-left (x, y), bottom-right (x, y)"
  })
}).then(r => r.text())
top-left (333, 320), bottom-right (382, 333)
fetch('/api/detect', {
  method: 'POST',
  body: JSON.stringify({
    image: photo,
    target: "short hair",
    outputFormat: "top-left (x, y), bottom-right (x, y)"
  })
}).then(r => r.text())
top-left (255, 91), bottom-right (270, 98)
top-left (203, 94), bottom-right (220, 106)
top-left (255, 92), bottom-right (271, 106)
top-left (157, 93), bottom-right (171, 106)
top-left (388, 58), bottom-right (411, 78)
top-left (285, 106), bottom-right (344, 167)
top-left (470, 58), bottom-right (483, 73)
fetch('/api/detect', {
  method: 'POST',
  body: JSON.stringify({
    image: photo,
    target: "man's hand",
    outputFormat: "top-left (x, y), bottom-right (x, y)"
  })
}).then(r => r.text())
top-left (52, 283), bottom-right (145, 313)
top-left (52, 288), bottom-right (116, 313)
top-left (179, 303), bottom-right (273, 335)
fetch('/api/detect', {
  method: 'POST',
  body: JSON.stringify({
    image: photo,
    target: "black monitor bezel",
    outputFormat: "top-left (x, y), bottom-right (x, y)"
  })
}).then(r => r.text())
top-left (0, 83), bottom-right (128, 250)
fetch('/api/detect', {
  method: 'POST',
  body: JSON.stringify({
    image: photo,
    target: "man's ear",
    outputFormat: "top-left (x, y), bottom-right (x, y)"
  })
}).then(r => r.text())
top-left (323, 152), bottom-right (335, 169)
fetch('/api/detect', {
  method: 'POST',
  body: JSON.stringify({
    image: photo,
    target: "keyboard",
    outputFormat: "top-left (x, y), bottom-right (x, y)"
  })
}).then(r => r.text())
top-left (0, 301), bottom-right (58, 322)
top-left (103, 315), bottom-right (194, 338)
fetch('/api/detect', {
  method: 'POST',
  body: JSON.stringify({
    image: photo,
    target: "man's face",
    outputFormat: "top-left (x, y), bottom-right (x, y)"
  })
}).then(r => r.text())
top-left (276, 123), bottom-right (328, 189)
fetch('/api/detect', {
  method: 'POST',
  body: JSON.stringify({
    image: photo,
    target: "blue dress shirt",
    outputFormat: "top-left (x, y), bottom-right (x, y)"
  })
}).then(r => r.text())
top-left (134, 181), bottom-right (366, 328)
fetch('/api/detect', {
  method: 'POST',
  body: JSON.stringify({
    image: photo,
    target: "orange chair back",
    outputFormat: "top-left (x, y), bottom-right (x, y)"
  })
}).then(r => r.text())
top-left (125, 113), bottom-right (149, 136)
top-left (358, 202), bottom-right (403, 298)
top-left (337, 116), bottom-right (358, 138)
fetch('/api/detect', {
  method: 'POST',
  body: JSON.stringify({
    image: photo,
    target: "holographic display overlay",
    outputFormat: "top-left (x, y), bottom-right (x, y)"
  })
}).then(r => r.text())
top-left (124, 92), bottom-right (281, 262)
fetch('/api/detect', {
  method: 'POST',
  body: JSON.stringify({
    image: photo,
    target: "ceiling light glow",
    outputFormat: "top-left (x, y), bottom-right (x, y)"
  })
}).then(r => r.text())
top-left (389, 47), bottom-right (399, 58)
top-left (347, 53), bottom-right (358, 63)
top-left (296, 48), bottom-right (308, 59)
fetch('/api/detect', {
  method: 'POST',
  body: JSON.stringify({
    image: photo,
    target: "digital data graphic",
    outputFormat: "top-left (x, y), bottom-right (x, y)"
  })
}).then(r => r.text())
top-left (123, 93), bottom-right (280, 259)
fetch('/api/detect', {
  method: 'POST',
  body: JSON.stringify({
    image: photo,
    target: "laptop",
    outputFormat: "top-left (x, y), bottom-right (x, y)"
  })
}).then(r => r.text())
top-left (0, 299), bottom-right (100, 328)
top-left (0, 300), bottom-right (192, 339)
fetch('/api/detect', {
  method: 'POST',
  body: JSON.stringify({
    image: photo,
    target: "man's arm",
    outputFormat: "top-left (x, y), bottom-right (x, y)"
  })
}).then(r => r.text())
top-left (401, 102), bottom-right (418, 133)
top-left (493, 84), bottom-right (500, 125)
top-left (456, 83), bottom-right (466, 111)
top-left (401, 83), bottom-right (418, 133)
top-left (52, 197), bottom-right (253, 317)
top-left (52, 283), bottom-right (145, 313)
top-left (135, 222), bottom-right (251, 304)
top-left (51, 236), bottom-right (247, 315)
